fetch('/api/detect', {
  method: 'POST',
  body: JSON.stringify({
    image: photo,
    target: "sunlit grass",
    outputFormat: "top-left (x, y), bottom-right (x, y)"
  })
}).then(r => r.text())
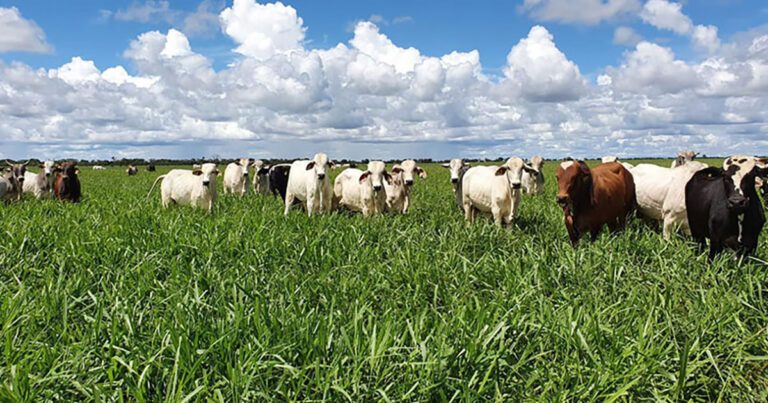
top-left (0, 159), bottom-right (766, 400)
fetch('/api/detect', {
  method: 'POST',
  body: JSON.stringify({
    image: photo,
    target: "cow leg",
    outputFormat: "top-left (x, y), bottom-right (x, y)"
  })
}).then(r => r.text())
top-left (662, 215), bottom-right (676, 240)
top-left (284, 193), bottom-right (295, 215)
top-left (565, 215), bottom-right (579, 246)
top-left (491, 205), bottom-right (503, 227)
top-left (708, 239), bottom-right (722, 261)
top-left (306, 197), bottom-right (315, 217)
top-left (463, 201), bottom-right (473, 227)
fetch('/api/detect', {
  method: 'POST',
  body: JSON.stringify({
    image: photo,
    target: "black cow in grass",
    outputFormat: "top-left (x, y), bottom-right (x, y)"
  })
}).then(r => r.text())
top-left (268, 164), bottom-right (292, 202)
top-left (686, 158), bottom-right (767, 259)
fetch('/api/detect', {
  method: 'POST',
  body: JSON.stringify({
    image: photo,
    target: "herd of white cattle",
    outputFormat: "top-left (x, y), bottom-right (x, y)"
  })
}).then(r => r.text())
top-left (7, 151), bottom-right (765, 242)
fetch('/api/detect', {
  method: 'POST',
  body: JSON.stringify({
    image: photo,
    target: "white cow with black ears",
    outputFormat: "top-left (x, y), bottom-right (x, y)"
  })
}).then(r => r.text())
top-left (442, 158), bottom-right (470, 212)
top-left (334, 161), bottom-right (391, 217)
top-left (23, 160), bottom-right (57, 199)
top-left (385, 159), bottom-right (426, 213)
top-left (223, 158), bottom-right (251, 196)
top-left (148, 163), bottom-right (220, 213)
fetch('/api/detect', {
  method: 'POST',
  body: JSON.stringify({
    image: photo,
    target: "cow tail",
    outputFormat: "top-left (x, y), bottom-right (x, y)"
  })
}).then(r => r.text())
top-left (147, 175), bottom-right (166, 198)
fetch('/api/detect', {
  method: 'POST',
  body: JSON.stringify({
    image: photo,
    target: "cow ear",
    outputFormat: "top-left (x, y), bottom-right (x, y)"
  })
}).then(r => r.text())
top-left (391, 167), bottom-right (403, 174)
top-left (384, 172), bottom-right (393, 184)
top-left (417, 167), bottom-right (427, 179)
top-left (329, 161), bottom-right (336, 169)
top-left (523, 164), bottom-right (536, 173)
top-left (39, 164), bottom-right (45, 169)
top-left (193, 170), bottom-right (203, 176)
top-left (359, 171), bottom-right (371, 183)
top-left (495, 167), bottom-right (508, 176)
top-left (306, 162), bottom-right (315, 170)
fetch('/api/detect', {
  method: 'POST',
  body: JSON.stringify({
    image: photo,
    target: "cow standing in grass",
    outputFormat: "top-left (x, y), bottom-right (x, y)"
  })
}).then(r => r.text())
top-left (148, 163), bottom-right (220, 213)
top-left (54, 162), bottom-right (82, 203)
top-left (23, 160), bottom-right (56, 199)
top-left (385, 159), bottom-right (426, 213)
top-left (556, 161), bottom-right (635, 246)
top-left (442, 159), bottom-right (470, 212)
top-left (522, 156), bottom-right (545, 195)
top-left (334, 161), bottom-right (391, 217)
top-left (4, 160), bottom-right (28, 201)
top-left (462, 157), bottom-right (533, 228)
top-left (284, 153), bottom-right (334, 217)
top-left (223, 158), bottom-right (251, 197)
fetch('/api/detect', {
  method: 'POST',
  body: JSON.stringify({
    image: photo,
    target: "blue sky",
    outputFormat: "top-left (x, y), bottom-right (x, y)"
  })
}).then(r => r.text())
top-left (1, 0), bottom-right (767, 160)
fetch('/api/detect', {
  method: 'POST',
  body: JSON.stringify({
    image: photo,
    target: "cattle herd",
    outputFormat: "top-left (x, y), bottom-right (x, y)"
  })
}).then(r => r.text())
top-left (3, 150), bottom-right (767, 260)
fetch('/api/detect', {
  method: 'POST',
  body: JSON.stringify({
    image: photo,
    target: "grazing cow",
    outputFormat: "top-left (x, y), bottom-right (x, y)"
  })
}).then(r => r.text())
top-left (556, 161), bottom-right (635, 246)
top-left (284, 153), bottom-right (334, 217)
top-left (685, 167), bottom-right (756, 259)
top-left (522, 156), bottom-right (545, 195)
top-left (92, 165), bottom-right (106, 170)
top-left (251, 160), bottom-right (271, 194)
top-left (4, 160), bottom-right (28, 201)
top-left (334, 161), bottom-right (391, 216)
top-left (147, 163), bottom-right (156, 172)
top-left (630, 161), bottom-right (708, 239)
top-left (384, 159), bottom-right (426, 213)
top-left (147, 163), bottom-right (220, 213)
top-left (223, 158), bottom-right (251, 196)
top-left (671, 150), bottom-right (698, 168)
top-left (54, 162), bottom-right (82, 203)
top-left (126, 165), bottom-right (138, 176)
top-left (441, 159), bottom-right (471, 211)
top-left (462, 157), bottom-right (532, 227)
top-left (23, 160), bottom-right (56, 199)
top-left (268, 164), bottom-right (292, 201)
top-left (602, 156), bottom-right (618, 163)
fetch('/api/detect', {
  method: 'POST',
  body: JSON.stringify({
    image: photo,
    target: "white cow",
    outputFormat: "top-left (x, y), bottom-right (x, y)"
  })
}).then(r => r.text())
top-left (521, 156), bottom-right (545, 195)
top-left (92, 165), bottom-right (106, 170)
top-left (671, 150), bottom-right (698, 168)
top-left (384, 159), bottom-right (425, 213)
top-left (462, 157), bottom-right (531, 227)
top-left (441, 159), bottom-right (471, 211)
top-left (223, 158), bottom-right (251, 196)
top-left (630, 161), bottom-right (708, 239)
top-left (23, 160), bottom-right (56, 199)
top-left (147, 163), bottom-right (220, 213)
top-left (251, 160), bottom-right (270, 194)
top-left (334, 161), bottom-right (390, 217)
top-left (284, 153), bottom-right (334, 217)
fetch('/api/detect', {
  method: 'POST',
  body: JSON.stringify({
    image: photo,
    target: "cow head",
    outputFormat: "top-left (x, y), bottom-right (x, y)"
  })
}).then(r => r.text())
top-left (674, 150), bottom-right (698, 167)
top-left (236, 158), bottom-right (251, 177)
top-left (40, 160), bottom-right (55, 178)
top-left (358, 160), bottom-right (391, 192)
top-left (723, 155), bottom-right (767, 197)
top-left (528, 156), bottom-right (544, 175)
top-left (306, 152), bottom-right (334, 181)
top-left (494, 156), bottom-right (532, 191)
top-left (252, 160), bottom-right (270, 175)
top-left (397, 159), bottom-right (426, 187)
top-left (5, 160), bottom-right (28, 186)
top-left (441, 158), bottom-right (470, 185)
top-left (556, 160), bottom-right (594, 214)
top-left (193, 163), bottom-right (219, 187)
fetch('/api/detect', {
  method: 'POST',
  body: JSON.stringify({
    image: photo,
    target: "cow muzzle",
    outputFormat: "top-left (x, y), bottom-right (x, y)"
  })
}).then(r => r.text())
top-left (202, 180), bottom-right (210, 187)
top-left (556, 195), bottom-right (568, 206)
top-left (727, 194), bottom-right (748, 212)
top-left (451, 178), bottom-right (458, 184)
top-left (18, 177), bottom-right (24, 182)
top-left (317, 173), bottom-right (325, 180)
top-left (405, 179), bottom-right (414, 186)
top-left (511, 183), bottom-right (521, 189)
top-left (45, 173), bottom-right (51, 177)
top-left (373, 185), bottom-right (382, 192)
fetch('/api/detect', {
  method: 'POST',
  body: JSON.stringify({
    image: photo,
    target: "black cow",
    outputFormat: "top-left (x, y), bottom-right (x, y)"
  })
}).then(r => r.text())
top-left (147, 163), bottom-right (156, 172)
top-left (268, 164), bottom-right (292, 201)
top-left (686, 167), bottom-right (752, 259)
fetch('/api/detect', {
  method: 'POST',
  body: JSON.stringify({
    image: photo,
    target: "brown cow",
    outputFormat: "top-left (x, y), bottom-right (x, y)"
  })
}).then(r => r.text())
top-left (556, 161), bottom-right (635, 246)
top-left (54, 162), bottom-right (82, 203)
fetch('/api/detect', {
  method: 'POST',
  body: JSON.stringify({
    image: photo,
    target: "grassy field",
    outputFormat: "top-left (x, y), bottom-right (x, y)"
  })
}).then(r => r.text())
top-left (1, 158), bottom-right (767, 401)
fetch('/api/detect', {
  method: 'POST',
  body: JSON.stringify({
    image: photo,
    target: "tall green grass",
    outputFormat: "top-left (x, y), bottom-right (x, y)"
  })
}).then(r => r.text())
top-left (0, 159), bottom-right (766, 401)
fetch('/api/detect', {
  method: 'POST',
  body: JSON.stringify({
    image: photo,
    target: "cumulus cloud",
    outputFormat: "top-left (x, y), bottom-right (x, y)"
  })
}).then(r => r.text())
top-left (0, 1), bottom-right (767, 160)
top-left (640, 0), bottom-right (720, 53)
top-left (503, 26), bottom-right (588, 102)
top-left (0, 7), bottom-right (52, 53)
top-left (520, 0), bottom-right (642, 25)
top-left (220, 0), bottom-right (306, 59)
top-left (613, 26), bottom-right (642, 46)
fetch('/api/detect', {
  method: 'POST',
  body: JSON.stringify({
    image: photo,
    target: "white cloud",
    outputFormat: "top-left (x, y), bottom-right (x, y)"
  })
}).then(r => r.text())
top-left (503, 26), bottom-right (587, 102)
top-left (520, 0), bottom-right (642, 25)
top-left (692, 25), bottom-right (721, 53)
top-left (613, 26), bottom-right (642, 46)
top-left (1, 3), bottom-right (767, 160)
top-left (114, 0), bottom-right (178, 23)
top-left (640, 0), bottom-right (691, 35)
top-left (0, 7), bottom-right (52, 54)
top-left (219, 0), bottom-right (306, 60)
